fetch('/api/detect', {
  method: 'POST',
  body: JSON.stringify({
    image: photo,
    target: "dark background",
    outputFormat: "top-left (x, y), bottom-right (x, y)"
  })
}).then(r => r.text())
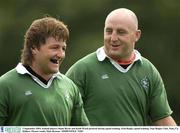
top-left (0, 0), bottom-right (179, 125)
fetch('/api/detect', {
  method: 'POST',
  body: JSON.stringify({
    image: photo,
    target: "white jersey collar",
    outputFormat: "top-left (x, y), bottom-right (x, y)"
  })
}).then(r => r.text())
top-left (16, 63), bottom-right (62, 88)
top-left (96, 47), bottom-right (142, 73)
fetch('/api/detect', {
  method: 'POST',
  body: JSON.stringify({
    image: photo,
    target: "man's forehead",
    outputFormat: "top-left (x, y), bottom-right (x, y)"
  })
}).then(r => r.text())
top-left (105, 10), bottom-right (138, 30)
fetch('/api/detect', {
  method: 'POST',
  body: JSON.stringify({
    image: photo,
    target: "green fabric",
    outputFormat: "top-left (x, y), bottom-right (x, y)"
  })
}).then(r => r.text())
top-left (66, 52), bottom-right (172, 126)
top-left (0, 69), bottom-right (89, 126)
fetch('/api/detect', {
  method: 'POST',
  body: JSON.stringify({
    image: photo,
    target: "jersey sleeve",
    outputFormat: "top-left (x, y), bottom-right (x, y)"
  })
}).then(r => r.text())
top-left (0, 78), bottom-right (8, 125)
top-left (149, 65), bottom-right (173, 121)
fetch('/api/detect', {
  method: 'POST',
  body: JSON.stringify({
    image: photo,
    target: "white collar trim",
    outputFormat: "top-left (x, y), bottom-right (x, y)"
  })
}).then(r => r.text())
top-left (16, 63), bottom-right (62, 88)
top-left (96, 47), bottom-right (142, 73)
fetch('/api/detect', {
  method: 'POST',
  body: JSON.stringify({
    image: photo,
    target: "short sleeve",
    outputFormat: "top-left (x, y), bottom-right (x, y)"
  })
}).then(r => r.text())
top-left (0, 79), bottom-right (8, 125)
top-left (149, 66), bottom-right (172, 121)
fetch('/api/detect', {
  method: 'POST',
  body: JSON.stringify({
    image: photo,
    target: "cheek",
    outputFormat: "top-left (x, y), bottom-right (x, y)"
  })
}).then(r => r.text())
top-left (104, 37), bottom-right (110, 45)
top-left (57, 51), bottom-right (66, 60)
top-left (104, 42), bottom-right (110, 50)
top-left (61, 50), bottom-right (66, 56)
top-left (129, 34), bottom-right (137, 42)
top-left (104, 34), bottom-right (110, 40)
top-left (62, 53), bottom-right (65, 59)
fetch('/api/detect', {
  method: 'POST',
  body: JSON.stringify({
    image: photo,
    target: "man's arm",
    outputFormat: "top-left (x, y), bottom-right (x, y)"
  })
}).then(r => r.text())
top-left (153, 116), bottom-right (177, 126)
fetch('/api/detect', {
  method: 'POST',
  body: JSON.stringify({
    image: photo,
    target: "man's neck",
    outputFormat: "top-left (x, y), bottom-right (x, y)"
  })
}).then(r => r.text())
top-left (24, 65), bottom-right (49, 85)
top-left (116, 52), bottom-right (136, 65)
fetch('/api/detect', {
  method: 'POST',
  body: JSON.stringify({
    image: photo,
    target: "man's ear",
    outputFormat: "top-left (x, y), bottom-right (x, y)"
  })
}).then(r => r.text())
top-left (31, 46), bottom-right (37, 55)
top-left (135, 29), bottom-right (141, 42)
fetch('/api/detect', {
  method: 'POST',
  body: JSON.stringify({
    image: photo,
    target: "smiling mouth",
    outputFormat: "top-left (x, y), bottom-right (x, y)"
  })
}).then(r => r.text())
top-left (111, 44), bottom-right (122, 49)
top-left (50, 58), bottom-right (59, 64)
top-left (112, 45), bottom-right (119, 47)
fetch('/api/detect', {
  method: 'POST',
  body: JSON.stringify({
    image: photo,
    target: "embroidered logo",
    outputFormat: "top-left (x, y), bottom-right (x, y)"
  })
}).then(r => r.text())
top-left (101, 74), bottom-right (109, 79)
top-left (140, 76), bottom-right (149, 90)
top-left (25, 90), bottom-right (32, 96)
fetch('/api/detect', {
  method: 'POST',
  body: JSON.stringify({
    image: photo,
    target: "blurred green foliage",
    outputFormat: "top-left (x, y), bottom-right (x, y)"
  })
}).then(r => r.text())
top-left (0, 0), bottom-right (180, 125)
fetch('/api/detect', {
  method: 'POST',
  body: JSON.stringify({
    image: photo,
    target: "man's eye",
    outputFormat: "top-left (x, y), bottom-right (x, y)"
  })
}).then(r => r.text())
top-left (62, 47), bottom-right (66, 51)
top-left (106, 29), bottom-right (112, 34)
top-left (52, 47), bottom-right (58, 49)
top-left (117, 30), bottom-right (127, 35)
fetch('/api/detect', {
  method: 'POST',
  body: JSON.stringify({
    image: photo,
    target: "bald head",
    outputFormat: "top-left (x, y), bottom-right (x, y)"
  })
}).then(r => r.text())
top-left (105, 8), bottom-right (139, 30)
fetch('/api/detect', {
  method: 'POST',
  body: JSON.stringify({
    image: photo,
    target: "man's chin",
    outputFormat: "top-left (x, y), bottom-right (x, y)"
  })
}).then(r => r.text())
top-left (50, 69), bottom-right (59, 74)
top-left (109, 53), bottom-right (122, 59)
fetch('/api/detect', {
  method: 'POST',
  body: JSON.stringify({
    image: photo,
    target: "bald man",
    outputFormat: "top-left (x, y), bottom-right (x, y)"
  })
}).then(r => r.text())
top-left (66, 8), bottom-right (177, 126)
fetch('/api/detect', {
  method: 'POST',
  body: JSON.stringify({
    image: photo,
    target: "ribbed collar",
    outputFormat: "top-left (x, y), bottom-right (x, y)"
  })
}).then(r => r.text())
top-left (96, 47), bottom-right (142, 73)
top-left (16, 63), bottom-right (62, 88)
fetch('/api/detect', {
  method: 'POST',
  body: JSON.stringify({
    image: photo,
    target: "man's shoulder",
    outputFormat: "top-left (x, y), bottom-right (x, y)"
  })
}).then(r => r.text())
top-left (140, 56), bottom-right (156, 68)
top-left (72, 52), bottom-right (97, 67)
top-left (65, 52), bottom-right (98, 77)
top-left (58, 73), bottom-right (72, 81)
top-left (0, 68), bottom-right (18, 87)
top-left (57, 73), bottom-right (79, 92)
top-left (79, 52), bottom-right (96, 62)
top-left (137, 56), bottom-right (159, 76)
top-left (58, 73), bottom-right (76, 85)
top-left (0, 69), bottom-right (17, 81)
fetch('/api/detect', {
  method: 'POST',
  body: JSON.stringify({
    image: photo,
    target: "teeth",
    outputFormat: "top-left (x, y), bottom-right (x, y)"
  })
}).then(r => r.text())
top-left (50, 58), bottom-right (58, 64)
top-left (112, 45), bottom-right (119, 47)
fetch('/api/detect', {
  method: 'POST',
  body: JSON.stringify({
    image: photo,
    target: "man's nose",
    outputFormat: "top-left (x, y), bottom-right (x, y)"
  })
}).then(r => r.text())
top-left (111, 32), bottom-right (118, 41)
top-left (57, 49), bottom-right (65, 58)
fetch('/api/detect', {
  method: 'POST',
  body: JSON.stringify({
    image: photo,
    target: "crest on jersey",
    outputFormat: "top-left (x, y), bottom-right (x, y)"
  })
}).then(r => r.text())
top-left (140, 76), bottom-right (149, 90)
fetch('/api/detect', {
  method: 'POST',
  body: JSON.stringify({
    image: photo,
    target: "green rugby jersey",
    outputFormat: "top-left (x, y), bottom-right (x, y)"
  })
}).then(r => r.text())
top-left (0, 64), bottom-right (89, 126)
top-left (66, 49), bottom-right (172, 126)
